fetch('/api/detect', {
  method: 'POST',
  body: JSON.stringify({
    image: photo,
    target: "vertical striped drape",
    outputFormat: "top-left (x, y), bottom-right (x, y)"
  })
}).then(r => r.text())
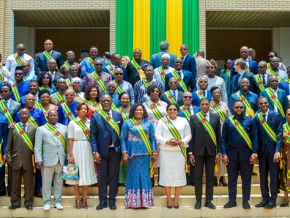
top-left (116, 0), bottom-right (199, 61)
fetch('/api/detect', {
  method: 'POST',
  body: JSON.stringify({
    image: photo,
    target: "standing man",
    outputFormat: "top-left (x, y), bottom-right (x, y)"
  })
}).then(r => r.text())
top-left (35, 109), bottom-right (68, 211)
top-left (222, 100), bottom-right (258, 209)
top-left (66, 65), bottom-right (85, 92)
top-left (180, 44), bottom-right (197, 82)
top-left (0, 113), bottom-right (8, 196)
top-left (5, 44), bottom-right (34, 83)
top-left (35, 39), bottom-right (64, 75)
top-left (278, 66), bottom-right (290, 95)
top-left (260, 76), bottom-right (288, 122)
top-left (126, 49), bottom-right (149, 87)
top-left (189, 98), bottom-right (221, 209)
top-left (6, 108), bottom-right (37, 210)
top-left (106, 81), bottom-right (120, 109)
top-left (21, 60), bottom-right (37, 81)
top-left (178, 92), bottom-right (201, 120)
top-left (248, 48), bottom-right (256, 61)
top-left (267, 57), bottom-right (287, 81)
top-left (90, 95), bottom-right (123, 210)
top-left (50, 78), bottom-right (66, 106)
top-left (47, 58), bottom-right (64, 86)
top-left (153, 54), bottom-right (174, 84)
top-left (150, 40), bottom-right (177, 68)
top-left (160, 77), bottom-right (184, 106)
top-left (194, 50), bottom-right (208, 79)
top-left (192, 77), bottom-right (212, 107)
top-left (253, 61), bottom-right (270, 96)
top-left (254, 97), bottom-right (283, 209)
top-left (81, 46), bottom-right (105, 77)
top-left (10, 66), bottom-right (30, 102)
top-left (102, 53), bottom-right (128, 81)
top-left (60, 51), bottom-right (81, 79)
top-left (19, 80), bottom-right (40, 108)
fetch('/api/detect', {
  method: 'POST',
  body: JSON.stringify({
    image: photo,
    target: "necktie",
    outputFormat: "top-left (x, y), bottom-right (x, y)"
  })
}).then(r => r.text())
top-left (178, 71), bottom-right (182, 79)
top-left (172, 90), bottom-right (176, 100)
top-left (22, 124), bottom-right (26, 132)
top-left (181, 56), bottom-right (184, 60)
top-left (262, 75), bottom-right (266, 85)
top-left (263, 114), bottom-right (266, 122)
top-left (203, 90), bottom-right (206, 97)
top-left (187, 107), bottom-right (191, 115)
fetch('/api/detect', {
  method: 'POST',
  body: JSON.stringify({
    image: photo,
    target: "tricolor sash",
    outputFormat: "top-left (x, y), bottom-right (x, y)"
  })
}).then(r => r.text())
top-left (111, 102), bottom-right (117, 110)
top-left (86, 100), bottom-right (101, 113)
top-left (145, 102), bottom-right (163, 120)
top-left (164, 91), bottom-right (178, 105)
top-left (196, 112), bottom-right (217, 147)
top-left (64, 61), bottom-right (71, 71)
top-left (13, 53), bottom-right (22, 66)
top-left (43, 51), bottom-right (59, 70)
top-left (225, 68), bottom-right (231, 78)
top-left (99, 109), bottom-right (120, 137)
top-left (66, 78), bottom-right (73, 89)
top-left (267, 69), bottom-right (283, 82)
top-left (33, 100), bottom-right (48, 119)
top-left (131, 59), bottom-right (145, 79)
top-left (265, 88), bottom-right (285, 118)
top-left (44, 123), bottom-right (66, 152)
top-left (245, 63), bottom-right (250, 73)
top-left (195, 89), bottom-right (205, 100)
top-left (92, 71), bottom-right (106, 93)
top-left (267, 62), bottom-right (271, 70)
top-left (258, 112), bottom-right (277, 143)
top-left (285, 78), bottom-right (290, 85)
top-left (74, 92), bottom-right (83, 102)
top-left (0, 101), bottom-right (14, 124)
top-left (55, 92), bottom-right (76, 121)
top-left (15, 123), bottom-right (34, 152)
top-left (283, 123), bottom-right (290, 140)
top-left (141, 79), bottom-right (150, 88)
top-left (160, 117), bottom-right (189, 173)
top-left (113, 80), bottom-right (124, 95)
top-left (235, 91), bottom-right (254, 116)
top-left (229, 116), bottom-right (252, 150)
top-left (88, 57), bottom-right (95, 69)
top-left (39, 86), bottom-right (45, 91)
top-left (210, 102), bottom-right (226, 122)
top-left (172, 70), bottom-right (188, 92)
top-left (157, 67), bottom-right (165, 83)
top-left (254, 74), bottom-right (266, 91)
top-left (116, 107), bottom-right (129, 121)
top-left (106, 65), bottom-right (115, 76)
top-left (179, 105), bottom-right (191, 120)
top-left (28, 114), bottom-right (39, 127)
top-left (76, 120), bottom-right (90, 141)
top-left (11, 83), bottom-right (21, 102)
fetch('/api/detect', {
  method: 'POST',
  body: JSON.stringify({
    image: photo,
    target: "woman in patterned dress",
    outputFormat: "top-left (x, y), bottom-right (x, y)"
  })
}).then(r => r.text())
top-left (84, 85), bottom-right (101, 120)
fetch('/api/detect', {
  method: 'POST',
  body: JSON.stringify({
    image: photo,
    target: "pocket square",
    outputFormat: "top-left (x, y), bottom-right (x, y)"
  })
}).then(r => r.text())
top-left (116, 121), bottom-right (121, 123)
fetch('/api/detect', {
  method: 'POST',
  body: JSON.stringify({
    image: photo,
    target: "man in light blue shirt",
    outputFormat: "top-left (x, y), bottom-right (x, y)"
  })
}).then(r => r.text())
top-left (81, 46), bottom-right (105, 77)
top-left (267, 57), bottom-right (287, 80)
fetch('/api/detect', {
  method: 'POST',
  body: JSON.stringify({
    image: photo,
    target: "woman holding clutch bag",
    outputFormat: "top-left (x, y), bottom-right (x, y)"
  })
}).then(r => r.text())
top-left (67, 102), bottom-right (97, 209)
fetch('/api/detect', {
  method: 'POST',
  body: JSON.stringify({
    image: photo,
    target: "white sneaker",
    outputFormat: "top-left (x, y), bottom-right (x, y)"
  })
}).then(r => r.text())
top-left (54, 203), bottom-right (63, 210)
top-left (43, 204), bottom-right (51, 211)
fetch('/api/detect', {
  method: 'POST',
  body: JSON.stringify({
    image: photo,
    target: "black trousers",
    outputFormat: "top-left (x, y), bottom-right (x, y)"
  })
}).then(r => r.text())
top-left (259, 150), bottom-right (279, 203)
top-left (194, 150), bottom-right (215, 201)
top-left (96, 148), bottom-right (121, 202)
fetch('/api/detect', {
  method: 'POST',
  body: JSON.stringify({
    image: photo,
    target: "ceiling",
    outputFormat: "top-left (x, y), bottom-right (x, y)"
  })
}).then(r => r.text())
top-left (14, 10), bottom-right (110, 27)
top-left (207, 11), bottom-right (290, 28)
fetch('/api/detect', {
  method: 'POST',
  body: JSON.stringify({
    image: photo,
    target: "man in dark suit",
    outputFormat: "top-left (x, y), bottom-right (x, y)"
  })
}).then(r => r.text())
top-left (90, 95), bottom-right (123, 210)
top-left (160, 77), bottom-right (183, 106)
top-left (192, 77), bottom-right (212, 106)
top-left (189, 98), bottom-right (221, 209)
top-left (35, 39), bottom-right (64, 75)
top-left (222, 100), bottom-right (258, 209)
top-left (180, 44), bottom-right (196, 83)
top-left (230, 58), bottom-right (256, 96)
top-left (254, 61), bottom-right (271, 96)
top-left (102, 53), bottom-right (128, 81)
top-left (230, 46), bottom-right (258, 81)
top-left (47, 58), bottom-right (64, 86)
top-left (278, 66), bottom-right (290, 95)
top-left (150, 40), bottom-right (177, 68)
top-left (254, 97), bottom-right (283, 209)
top-left (6, 108), bottom-right (37, 210)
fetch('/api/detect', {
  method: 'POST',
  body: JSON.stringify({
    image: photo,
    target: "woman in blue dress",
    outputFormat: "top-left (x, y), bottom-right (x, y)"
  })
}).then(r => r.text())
top-left (120, 102), bottom-right (157, 208)
top-left (37, 72), bottom-right (57, 94)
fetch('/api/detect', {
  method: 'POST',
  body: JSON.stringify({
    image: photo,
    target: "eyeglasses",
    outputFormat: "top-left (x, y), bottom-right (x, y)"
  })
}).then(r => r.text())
top-left (43, 77), bottom-right (50, 79)
top-left (226, 62), bottom-right (231, 64)
top-left (65, 94), bottom-right (74, 97)
top-left (183, 96), bottom-right (192, 99)
top-left (15, 73), bottom-right (23, 76)
top-left (151, 90), bottom-right (159, 93)
top-left (258, 66), bottom-right (265, 69)
top-left (168, 108), bottom-right (177, 111)
top-left (115, 73), bottom-right (123, 76)
top-left (199, 81), bottom-right (208, 83)
top-left (95, 64), bottom-right (103, 66)
top-left (268, 55), bottom-right (274, 58)
top-left (259, 102), bottom-right (268, 106)
top-left (207, 66), bottom-right (214, 69)
top-left (169, 82), bottom-right (178, 84)
top-left (234, 106), bottom-right (244, 109)
top-left (271, 61), bottom-right (279, 63)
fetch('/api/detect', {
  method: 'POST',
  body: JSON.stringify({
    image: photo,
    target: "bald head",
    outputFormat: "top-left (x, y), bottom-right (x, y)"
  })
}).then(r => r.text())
top-left (16, 44), bottom-right (26, 56)
top-left (44, 39), bottom-right (53, 52)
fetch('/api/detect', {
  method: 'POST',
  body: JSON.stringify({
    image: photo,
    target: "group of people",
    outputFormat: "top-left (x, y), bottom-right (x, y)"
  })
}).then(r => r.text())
top-left (0, 39), bottom-right (290, 211)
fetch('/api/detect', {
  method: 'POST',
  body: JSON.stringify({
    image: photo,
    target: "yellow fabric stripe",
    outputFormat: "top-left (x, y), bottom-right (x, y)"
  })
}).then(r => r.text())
top-left (133, 0), bottom-right (150, 61)
top-left (166, 0), bottom-right (183, 57)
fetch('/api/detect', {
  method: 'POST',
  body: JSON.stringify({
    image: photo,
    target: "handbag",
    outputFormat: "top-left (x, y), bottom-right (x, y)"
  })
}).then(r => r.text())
top-left (61, 164), bottom-right (79, 180)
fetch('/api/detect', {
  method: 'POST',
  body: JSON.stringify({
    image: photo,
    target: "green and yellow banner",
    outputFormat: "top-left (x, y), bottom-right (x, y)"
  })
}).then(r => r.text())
top-left (116, 0), bottom-right (199, 61)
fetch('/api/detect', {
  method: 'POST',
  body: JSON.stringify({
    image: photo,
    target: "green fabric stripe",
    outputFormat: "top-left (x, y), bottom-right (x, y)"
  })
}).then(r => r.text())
top-left (116, 0), bottom-right (134, 59)
top-left (150, 0), bottom-right (166, 58)
top-left (182, 0), bottom-right (199, 54)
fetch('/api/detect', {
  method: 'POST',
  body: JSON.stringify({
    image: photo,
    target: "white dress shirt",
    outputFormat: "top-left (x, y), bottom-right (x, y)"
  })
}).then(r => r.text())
top-left (20, 121), bottom-right (28, 132)
top-left (270, 88), bottom-right (278, 112)
top-left (170, 89), bottom-right (178, 100)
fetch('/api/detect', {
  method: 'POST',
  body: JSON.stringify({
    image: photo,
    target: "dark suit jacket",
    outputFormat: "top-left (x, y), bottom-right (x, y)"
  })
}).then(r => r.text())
top-left (192, 90), bottom-right (212, 107)
top-left (102, 65), bottom-right (128, 81)
top-left (254, 73), bottom-right (270, 96)
top-left (230, 72), bottom-right (256, 96)
top-left (53, 72), bottom-right (64, 86)
top-left (160, 90), bottom-right (184, 106)
top-left (126, 59), bottom-right (149, 87)
top-left (90, 110), bottom-right (123, 157)
top-left (189, 112), bottom-right (221, 156)
top-left (6, 122), bottom-right (37, 170)
top-left (165, 70), bottom-right (195, 91)
top-left (178, 106), bottom-right (200, 118)
top-left (279, 81), bottom-right (290, 95)
top-left (35, 50), bottom-right (64, 75)
top-left (230, 58), bottom-right (258, 81)
top-left (182, 54), bottom-right (197, 84)
top-left (254, 110), bottom-right (283, 157)
top-left (150, 51), bottom-right (177, 68)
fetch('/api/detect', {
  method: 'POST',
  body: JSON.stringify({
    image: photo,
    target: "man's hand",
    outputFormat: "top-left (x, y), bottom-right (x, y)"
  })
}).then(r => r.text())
top-left (189, 154), bottom-right (195, 166)
top-left (250, 153), bottom-right (258, 164)
top-left (36, 162), bottom-right (42, 171)
top-left (2, 154), bottom-right (6, 162)
top-left (7, 161), bottom-right (12, 167)
top-left (8, 123), bottom-right (16, 129)
top-left (273, 151), bottom-right (280, 163)
top-left (94, 152), bottom-right (101, 163)
top-left (152, 153), bottom-right (157, 163)
top-left (222, 155), bottom-right (229, 165)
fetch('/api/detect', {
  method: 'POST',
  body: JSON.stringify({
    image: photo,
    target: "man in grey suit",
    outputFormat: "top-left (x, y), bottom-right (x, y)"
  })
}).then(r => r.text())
top-left (0, 85), bottom-right (21, 196)
top-left (160, 77), bottom-right (183, 106)
top-left (35, 109), bottom-right (67, 211)
top-left (150, 41), bottom-right (177, 68)
top-left (189, 98), bottom-right (221, 209)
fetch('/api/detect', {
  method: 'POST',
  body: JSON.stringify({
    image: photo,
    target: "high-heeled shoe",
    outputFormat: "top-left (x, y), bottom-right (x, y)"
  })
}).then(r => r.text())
top-left (75, 199), bottom-right (81, 209)
top-left (219, 177), bottom-right (228, 186)
top-left (167, 199), bottom-right (172, 209)
top-left (173, 198), bottom-right (179, 209)
top-left (81, 198), bottom-right (88, 209)
top-left (214, 176), bottom-right (218, 186)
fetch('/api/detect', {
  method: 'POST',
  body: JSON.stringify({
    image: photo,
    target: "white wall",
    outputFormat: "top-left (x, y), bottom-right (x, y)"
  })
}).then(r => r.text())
top-left (14, 27), bottom-right (35, 58)
top-left (273, 27), bottom-right (290, 68)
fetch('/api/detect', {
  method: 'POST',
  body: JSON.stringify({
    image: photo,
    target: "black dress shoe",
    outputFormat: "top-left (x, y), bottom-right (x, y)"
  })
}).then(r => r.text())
top-left (96, 201), bottom-right (107, 210)
top-left (219, 177), bottom-right (228, 186)
top-left (205, 200), bottom-right (216, 209)
top-left (0, 191), bottom-right (6, 196)
top-left (194, 201), bottom-right (201, 209)
top-left (34, 190), bottom-right (42, 198)
top-left (109, 201), bottom-right (117, 210)
top-left (25, 205), bottom-right (33, 210)
top-left (280, 203), bottom-right (289, 207)
top-left (264, 202), bottom-right (276, 209)
top-left (9, 205), bottom-right (20, 210)
top-left (255, 201), bottom-right (268, 208)
top-left (224, 200), bottom-right (237, 208)
top-left (8, 192), bottom-right (11, 197)
top-left (242, 201), bottom-right (251, 209)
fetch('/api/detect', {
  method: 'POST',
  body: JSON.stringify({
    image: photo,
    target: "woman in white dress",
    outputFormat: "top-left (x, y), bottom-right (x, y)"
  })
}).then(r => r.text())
top-left (155, 103), bottom-right (192, 208)
top-left (67, 102), bottom-right (97, 209)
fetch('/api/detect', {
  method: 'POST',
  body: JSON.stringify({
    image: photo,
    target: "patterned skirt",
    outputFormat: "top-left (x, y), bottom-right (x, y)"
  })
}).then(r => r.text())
top-left (125, 155), bottom-right (154, 208)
